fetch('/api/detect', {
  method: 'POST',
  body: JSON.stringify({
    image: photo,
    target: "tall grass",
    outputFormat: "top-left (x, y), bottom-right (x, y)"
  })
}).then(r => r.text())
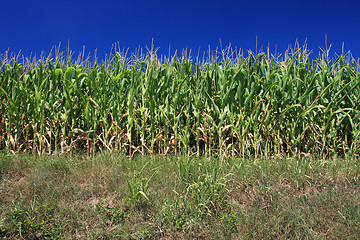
top-left (0, 43), bottom-right (359, 157)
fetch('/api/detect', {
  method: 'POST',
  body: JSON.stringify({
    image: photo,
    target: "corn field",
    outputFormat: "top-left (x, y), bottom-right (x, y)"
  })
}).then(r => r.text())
top-left (1, 44), bottom-right (359, 157)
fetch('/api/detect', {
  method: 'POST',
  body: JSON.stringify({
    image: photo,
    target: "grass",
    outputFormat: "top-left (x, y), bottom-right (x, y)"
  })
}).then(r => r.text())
top-left (1, 152), bottom-right (359, 239)
top-left (1, 42), bottom-right (360, 238)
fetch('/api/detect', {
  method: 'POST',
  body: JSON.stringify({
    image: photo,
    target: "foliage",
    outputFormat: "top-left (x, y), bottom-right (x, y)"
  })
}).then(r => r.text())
top-left (1, 202), bottom-right (61, 239)
top-left (1, 43), bottom-right (359, 157)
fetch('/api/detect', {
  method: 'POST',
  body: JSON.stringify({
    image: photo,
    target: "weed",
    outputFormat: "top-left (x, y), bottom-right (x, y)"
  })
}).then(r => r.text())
top-left (126, 173), bottom-right (152, 209)
top-left (159, 196), bottom-right (200, 231)
top-left (221, 210), bottom-right (238, 232)
top-left (2, 201), bottom-right (61, 239)
top-left (96, 199), bottom-right (126, 225)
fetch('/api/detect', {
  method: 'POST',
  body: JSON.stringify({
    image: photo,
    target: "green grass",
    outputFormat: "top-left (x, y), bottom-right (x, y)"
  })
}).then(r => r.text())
top-left (1, 153), bottom-right (359, 239)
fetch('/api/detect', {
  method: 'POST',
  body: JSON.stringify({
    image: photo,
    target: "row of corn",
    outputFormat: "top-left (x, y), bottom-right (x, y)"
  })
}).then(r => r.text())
top-left (1, 45), bottom-right (359, 157)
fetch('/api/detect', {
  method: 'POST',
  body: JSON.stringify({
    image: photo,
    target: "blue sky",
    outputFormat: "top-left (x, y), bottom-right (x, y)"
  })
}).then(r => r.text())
top-left (1, 0), bottom-right (360, 61)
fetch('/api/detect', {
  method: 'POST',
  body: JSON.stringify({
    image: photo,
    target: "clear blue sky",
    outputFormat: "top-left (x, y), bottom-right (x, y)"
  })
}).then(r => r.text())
top-left (1, 0), bottom-right (360, 61)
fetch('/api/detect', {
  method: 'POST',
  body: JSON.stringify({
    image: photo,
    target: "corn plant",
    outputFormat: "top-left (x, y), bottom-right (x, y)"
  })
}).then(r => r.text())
top-left (0, 43), bottom-right (359, 157)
